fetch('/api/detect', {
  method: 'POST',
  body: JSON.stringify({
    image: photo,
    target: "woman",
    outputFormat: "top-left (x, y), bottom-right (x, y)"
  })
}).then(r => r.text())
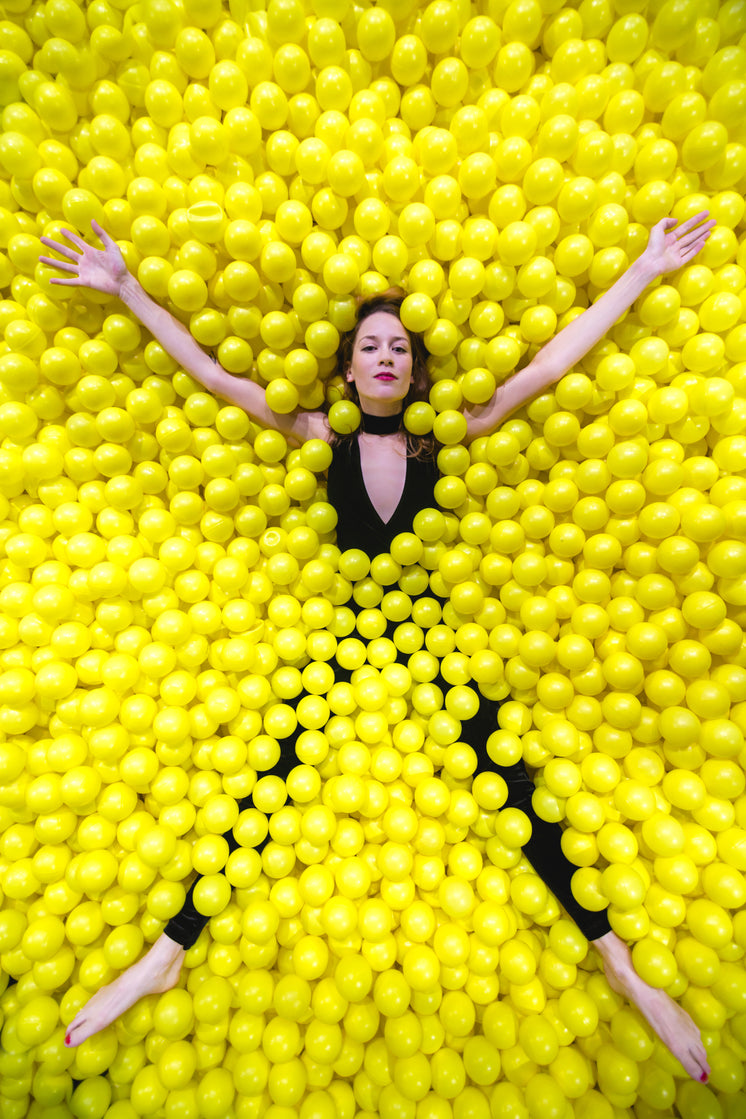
top-left (41, 213), bottom-right (713, 1080)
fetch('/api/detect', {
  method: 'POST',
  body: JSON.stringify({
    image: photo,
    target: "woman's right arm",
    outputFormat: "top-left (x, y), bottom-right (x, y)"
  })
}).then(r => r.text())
top-left (39, 220), bottom-right (328, 444)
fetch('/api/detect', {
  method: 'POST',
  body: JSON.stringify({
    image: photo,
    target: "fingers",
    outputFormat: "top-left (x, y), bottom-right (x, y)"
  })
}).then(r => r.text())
top-left (38, 253), bottom-right (78, 272)
top-left (671, 211), bottom-right (714, 237)
top-left (59, 226), bottom-right (87, 249)
top-left (681, 225), bottom-right (714, 247)
top-left (39, 238), bottom-right (79, 262)
top-left (38, 251), bottom-right (81, 284)
top-left (678, 226), bottom-right (715, 255)
top-left (677, 218), bottom-right (717, 240)
top-left (90, 217), bottom-right (113, 246)
top-left (679, 242), bottom-right (707, 263)
top-left (665, 216), bottom-right (715, 267)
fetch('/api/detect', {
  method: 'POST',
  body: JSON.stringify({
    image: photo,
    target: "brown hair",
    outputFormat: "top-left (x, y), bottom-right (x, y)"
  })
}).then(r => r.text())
top-left (333, 289), bottom-right (434, 459)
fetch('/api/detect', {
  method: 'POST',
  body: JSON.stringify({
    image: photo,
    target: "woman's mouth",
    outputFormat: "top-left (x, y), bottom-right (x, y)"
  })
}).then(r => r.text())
top-left (375, 373), bottom-right (396, 381)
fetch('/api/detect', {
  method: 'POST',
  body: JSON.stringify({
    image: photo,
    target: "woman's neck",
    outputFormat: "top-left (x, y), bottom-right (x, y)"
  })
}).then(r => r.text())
top-left (360, 409), bottom-right (402, 435)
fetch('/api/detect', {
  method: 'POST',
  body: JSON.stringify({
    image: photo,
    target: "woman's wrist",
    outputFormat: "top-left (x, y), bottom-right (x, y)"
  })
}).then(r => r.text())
top-left (629, 251), bottom-right (663, 287)
top-left (118, 271), bottom-right (143, 306)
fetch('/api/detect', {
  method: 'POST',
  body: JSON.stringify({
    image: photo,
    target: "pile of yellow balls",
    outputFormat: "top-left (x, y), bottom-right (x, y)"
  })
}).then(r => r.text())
top-left (1, 0), bottom-right (746, 1116)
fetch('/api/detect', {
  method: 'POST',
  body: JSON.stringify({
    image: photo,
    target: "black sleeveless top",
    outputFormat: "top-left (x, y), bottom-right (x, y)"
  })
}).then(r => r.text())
top-left (326, 437), bottom-right (438, 558)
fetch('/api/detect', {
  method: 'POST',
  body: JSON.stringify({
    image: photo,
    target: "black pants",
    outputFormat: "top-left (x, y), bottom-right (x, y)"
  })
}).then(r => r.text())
top-left (165, 671), bottom-right (611, 949)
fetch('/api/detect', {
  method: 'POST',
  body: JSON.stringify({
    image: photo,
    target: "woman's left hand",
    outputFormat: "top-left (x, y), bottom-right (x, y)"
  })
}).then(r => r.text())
top-left (641, 210), bottom-right (716, 277)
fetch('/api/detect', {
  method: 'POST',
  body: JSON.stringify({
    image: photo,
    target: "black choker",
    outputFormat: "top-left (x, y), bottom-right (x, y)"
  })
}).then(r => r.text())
top-left (361, 410), bottom-right (403, 435)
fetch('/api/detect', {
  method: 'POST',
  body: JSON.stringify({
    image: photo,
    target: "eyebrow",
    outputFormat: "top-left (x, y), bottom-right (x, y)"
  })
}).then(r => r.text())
top-left (357, 333), bottom-right (411, 344)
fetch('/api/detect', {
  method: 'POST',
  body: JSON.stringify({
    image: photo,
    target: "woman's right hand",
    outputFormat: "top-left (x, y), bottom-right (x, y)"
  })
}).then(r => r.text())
top-left (39, 218), bottom-right (129, 296)
top-left (39, 219), bottom-right (329, 445)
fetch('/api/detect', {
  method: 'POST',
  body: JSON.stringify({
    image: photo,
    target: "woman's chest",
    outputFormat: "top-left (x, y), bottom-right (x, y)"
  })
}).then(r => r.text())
top-left (358, 435), bottom-right (407, 524)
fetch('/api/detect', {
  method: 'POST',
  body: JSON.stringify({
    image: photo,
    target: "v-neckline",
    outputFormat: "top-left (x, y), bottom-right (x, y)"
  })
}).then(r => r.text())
top-left (354, 437), bottom-right (409, 527)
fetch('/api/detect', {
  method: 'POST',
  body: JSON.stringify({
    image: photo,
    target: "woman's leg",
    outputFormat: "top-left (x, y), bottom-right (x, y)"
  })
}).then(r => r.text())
top-left (163, 735), bottom-right (299, 949)
top-left (463, 698), bottom-right (709, 1081)
top-left (490, 753), bottom-right (612, 941)
top-left (65, 729), bottom-right (301, 1046)
top-left (594, 930), bottom-right (709, 1081)
top-left (65, 931), bottom-right (186, 1047)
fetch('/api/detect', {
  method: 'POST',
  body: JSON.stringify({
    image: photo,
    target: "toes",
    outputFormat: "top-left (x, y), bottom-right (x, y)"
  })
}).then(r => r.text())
top-left (695, 1049), bottom-right (711, 1081)
top-left (675, 1033), bottom-right (710, 1082)
top-left (692, 1059), bottom-right (709, 1082)
top-left (65, 1021), bottom-right (86, 1047)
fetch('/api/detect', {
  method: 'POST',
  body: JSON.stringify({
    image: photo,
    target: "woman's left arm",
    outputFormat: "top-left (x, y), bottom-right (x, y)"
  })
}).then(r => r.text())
top-left (465, 211), bottom-right (715, 439)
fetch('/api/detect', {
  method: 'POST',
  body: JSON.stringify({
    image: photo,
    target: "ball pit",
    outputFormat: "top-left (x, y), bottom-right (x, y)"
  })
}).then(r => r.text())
top-left (1, 0), bottom-right (746, 1116)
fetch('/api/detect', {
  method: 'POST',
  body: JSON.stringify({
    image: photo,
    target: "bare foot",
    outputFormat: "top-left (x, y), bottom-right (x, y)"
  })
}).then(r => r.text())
top-left (65, 933), bottom-right (186, 1047)
top-left (594, 931), bottom-right (710, 1083)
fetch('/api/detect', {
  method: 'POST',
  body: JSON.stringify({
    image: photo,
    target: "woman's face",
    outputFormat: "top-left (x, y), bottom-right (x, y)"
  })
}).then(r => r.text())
top-left (346, 310), bottom-right (414, 416)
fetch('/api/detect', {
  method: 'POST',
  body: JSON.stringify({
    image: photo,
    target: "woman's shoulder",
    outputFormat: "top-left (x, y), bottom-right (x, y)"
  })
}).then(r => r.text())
top-left (328, 432), bottom-right (359, 465)
top-left (286, 410), bottom-right (333, 445)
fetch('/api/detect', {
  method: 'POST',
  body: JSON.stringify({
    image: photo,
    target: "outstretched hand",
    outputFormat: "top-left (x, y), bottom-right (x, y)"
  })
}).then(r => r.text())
top-left (39, 218), bottom-right (128, 296)
top-left (642, 211), bottom-right (716, 277)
